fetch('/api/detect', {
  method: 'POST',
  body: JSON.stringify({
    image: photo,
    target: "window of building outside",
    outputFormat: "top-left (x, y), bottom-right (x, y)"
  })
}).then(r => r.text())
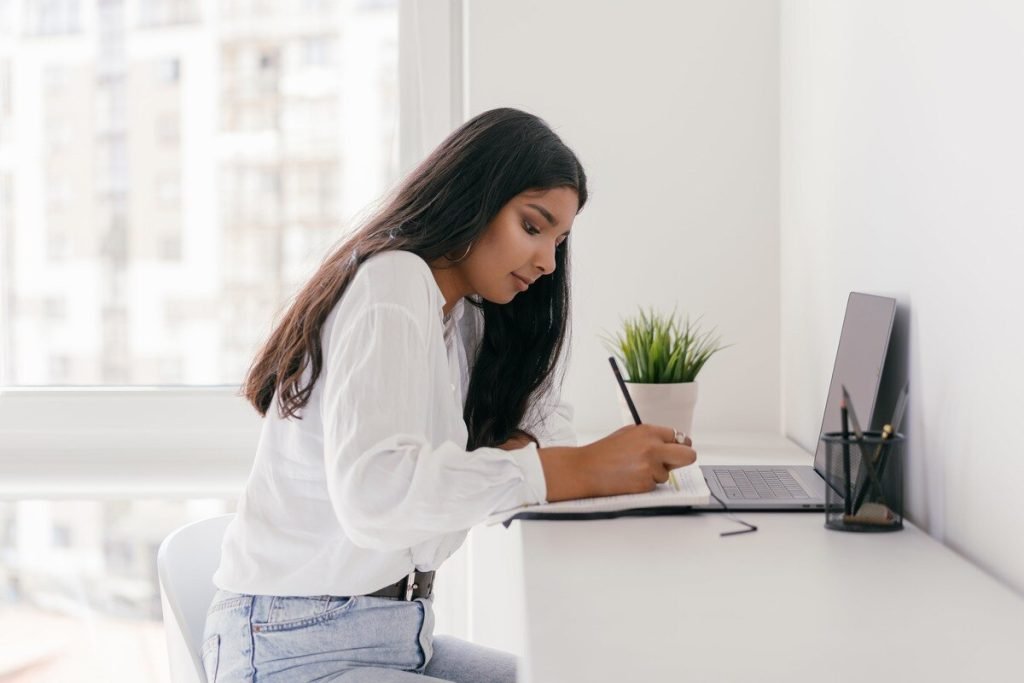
top-left (0, 1), bottom-right (399, 680)
top-left (0, 499), bottom-right (237, 681)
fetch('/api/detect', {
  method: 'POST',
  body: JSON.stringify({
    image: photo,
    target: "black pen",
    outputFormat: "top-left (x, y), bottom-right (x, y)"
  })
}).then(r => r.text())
top-left (841, 396), bottom-right (852, 515)
top-left (609, 357), bottom-right (642, 425)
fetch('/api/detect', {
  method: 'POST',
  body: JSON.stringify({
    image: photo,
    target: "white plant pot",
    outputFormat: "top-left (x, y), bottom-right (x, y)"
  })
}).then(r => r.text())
top-left (615, 381), bottom-right (699, 437)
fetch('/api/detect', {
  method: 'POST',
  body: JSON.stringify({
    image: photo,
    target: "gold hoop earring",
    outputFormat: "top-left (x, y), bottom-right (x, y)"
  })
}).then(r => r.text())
top-left (444, 241), bottom-right (474, 264)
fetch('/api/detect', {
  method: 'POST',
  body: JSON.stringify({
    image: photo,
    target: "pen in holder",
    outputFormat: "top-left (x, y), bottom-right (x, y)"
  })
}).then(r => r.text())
top-left (821, 430), bottom-right (904, 532)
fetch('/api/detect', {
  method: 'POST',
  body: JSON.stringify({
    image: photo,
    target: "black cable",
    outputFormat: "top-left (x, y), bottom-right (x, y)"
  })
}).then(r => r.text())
top-left (707, 488), bottom-right (758, 537)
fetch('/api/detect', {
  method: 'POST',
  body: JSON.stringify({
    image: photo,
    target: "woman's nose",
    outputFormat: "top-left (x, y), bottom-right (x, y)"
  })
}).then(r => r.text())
top-left (535, 242), bottom-right (557, 275)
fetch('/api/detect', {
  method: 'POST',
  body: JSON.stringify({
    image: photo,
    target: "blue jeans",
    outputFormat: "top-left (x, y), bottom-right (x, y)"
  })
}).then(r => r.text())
top-left (201, 588), bottom-right (517, 682)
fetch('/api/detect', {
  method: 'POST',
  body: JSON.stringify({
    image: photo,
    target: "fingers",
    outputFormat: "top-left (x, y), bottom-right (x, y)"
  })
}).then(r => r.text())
top-left (638, 421), bottom-right (696, 454)
top-left (651, 447), bottom-right (695, 486)
top-left (643, 424), bottom-right (677, 444)
top-left (643, 423), bottom-right (693, 447)
top-left (651, 442), bottom-right (697, 471)
top-left (634, 425), bottom-right (697, 471)
top-left (614, 423), bottom-right (691, 447)
top-left (652, 466), bottom-right (671, 484)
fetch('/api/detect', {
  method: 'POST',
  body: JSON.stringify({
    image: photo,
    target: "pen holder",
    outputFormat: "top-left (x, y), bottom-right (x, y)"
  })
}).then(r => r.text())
top-left (821, 431), bottom-right (904, 532)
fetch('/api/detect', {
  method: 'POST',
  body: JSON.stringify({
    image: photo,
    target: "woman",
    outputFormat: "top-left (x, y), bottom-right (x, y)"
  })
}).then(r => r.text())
top-left (202, 108), bottom-right (696, 682)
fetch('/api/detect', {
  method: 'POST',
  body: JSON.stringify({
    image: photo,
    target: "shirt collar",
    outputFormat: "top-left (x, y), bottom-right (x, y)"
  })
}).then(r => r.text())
top-left (444, 297), bottom-right (466, 326)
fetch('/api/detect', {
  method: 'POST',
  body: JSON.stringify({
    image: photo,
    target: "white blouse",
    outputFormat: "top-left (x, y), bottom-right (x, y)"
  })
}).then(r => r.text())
top-left (213, 249), bottom-right (577, 597)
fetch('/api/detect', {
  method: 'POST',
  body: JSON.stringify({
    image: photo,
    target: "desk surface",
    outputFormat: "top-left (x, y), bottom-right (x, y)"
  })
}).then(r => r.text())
top-left (513, 432), bottom-right (1024, 683)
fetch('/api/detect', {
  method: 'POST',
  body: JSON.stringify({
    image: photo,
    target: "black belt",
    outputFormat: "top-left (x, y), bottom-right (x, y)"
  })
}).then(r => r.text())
top-left (365, 570), bottom-right (435, 601)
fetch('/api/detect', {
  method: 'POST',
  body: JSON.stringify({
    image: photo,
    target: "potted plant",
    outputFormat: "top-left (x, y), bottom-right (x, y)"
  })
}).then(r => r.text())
top-left (602, 307), bottom-right (729, 437)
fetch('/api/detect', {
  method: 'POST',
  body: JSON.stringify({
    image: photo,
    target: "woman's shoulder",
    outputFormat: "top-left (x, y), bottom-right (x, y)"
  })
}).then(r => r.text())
top-left (345, 249), bottom-right (441, 319)
top-left (359, 249), bottom-right (430, 278)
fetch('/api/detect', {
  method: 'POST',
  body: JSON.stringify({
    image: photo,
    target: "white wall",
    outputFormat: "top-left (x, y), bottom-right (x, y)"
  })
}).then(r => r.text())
top-left (466, 0), bottom-right (781, 437)
top-left (449, 0), bottom-right (1024, 656)
top-left (460, 0), bottom-right (780, 656)
top-left (781, 1), bottom-right (1024, 593)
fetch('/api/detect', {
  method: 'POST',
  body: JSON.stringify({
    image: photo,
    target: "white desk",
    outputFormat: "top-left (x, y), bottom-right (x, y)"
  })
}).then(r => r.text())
top-left (511, 432), bottom-right (1024, 682)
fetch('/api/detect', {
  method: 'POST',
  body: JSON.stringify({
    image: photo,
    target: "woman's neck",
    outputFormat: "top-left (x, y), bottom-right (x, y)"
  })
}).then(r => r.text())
top-left (429, 264), bottom-right (468, 317)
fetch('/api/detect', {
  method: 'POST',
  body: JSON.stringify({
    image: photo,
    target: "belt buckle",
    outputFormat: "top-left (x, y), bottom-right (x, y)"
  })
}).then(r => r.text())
top-left (404, 571), bottom-right (418, 601)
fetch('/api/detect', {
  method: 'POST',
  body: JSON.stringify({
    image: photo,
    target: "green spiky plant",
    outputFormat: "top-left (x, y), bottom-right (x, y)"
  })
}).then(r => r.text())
top-left (602, 307), bottom-right (729, 383)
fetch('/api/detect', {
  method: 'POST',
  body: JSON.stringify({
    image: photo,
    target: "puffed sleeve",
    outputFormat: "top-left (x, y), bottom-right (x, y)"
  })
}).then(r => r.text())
top-left (321, 302), bottom-right (548, 552)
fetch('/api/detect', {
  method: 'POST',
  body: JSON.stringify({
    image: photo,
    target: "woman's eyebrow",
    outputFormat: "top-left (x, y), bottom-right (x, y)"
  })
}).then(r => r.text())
top-left (526, 203), bottom-right (557, 227)
top-left (526, 203), bottom-right (570, 235)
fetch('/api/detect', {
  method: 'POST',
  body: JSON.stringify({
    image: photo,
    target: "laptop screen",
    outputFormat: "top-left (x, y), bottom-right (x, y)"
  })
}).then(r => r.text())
top-left (812, 292), bottom-right (897, 473)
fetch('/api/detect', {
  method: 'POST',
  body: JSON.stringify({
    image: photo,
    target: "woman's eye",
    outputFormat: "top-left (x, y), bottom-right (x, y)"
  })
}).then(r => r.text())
top-left (523, 220), bottom-right (541, 235)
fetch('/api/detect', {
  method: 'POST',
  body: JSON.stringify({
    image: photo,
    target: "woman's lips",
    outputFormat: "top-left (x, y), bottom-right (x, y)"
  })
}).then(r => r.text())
top-left (511, 273), bottom-right (529, 291)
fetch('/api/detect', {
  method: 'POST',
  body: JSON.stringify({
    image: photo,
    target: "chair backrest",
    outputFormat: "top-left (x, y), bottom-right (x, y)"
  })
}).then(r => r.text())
top-left (157, 514), bottom-right (234, 682)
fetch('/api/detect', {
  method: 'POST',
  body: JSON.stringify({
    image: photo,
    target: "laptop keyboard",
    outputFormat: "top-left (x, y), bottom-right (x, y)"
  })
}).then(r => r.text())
top-left (714, 468), bottom-right (810, 500)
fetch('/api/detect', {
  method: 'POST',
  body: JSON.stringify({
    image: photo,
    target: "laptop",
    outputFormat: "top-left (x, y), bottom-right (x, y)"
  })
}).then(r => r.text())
top-left (696, 292), bottom-right (897, 511)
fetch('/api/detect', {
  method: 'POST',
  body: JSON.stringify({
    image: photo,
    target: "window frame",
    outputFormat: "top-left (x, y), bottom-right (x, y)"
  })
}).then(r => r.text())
top-left (0, 0), bottom-right (467, 494)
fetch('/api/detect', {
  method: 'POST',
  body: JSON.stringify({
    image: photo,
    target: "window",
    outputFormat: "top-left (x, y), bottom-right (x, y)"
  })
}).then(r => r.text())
top-left (258, 50), bottom-right (278, 72)
top-left (96, 82), bottom-right (127, 132)
top-left (0, 0), bottom-right (467, 676)
top-left (156, 172), bottom-right (180, 206)
top-left (0, 498), bottom-right (235, 679)
top-left (155, 57), bottom-right (180, 84)
top-left (45, 119), bottom-right (74, 153)
top-left (300, 35), bottom-right (335, 67)
top-left (44, 178), bottom-right (73, 210)
top-left (44, 297), bottom-right (66, 322)
top-left (46, 229), bottom-right (70, 262)
top-left (0, 2), bottom-right (13, 34)
top-left (51, 522), bottom-right (72, 547)
top-left (32, 0), bottom-right (80, 36)
top-left (0, 1), bottom-right (401, 386)
top-left (0, 59), bottom-right (11, 118)
top-left (159, 233), bottom-right (182, 261)
top-left (155, 112), bottom-right (179, 144)
top-left (138, 0), bottom-right (198, 27)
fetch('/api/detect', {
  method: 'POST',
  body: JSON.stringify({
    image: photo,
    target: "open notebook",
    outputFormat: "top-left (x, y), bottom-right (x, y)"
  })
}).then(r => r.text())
top-left (486, 464), bottom-right (711, 528)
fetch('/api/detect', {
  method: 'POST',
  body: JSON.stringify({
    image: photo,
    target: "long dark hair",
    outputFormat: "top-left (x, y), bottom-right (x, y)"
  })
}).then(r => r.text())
top-left (240, 107), bottom-right (588, 449)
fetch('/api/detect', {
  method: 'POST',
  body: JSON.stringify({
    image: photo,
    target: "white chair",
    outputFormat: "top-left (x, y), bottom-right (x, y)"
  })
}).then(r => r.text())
top-left (157, 514), bottom-right (234, 683)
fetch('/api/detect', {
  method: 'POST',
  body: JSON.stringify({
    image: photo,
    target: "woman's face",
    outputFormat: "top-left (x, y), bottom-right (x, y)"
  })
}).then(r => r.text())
top-left (452, 187), bottom-right (579, 305)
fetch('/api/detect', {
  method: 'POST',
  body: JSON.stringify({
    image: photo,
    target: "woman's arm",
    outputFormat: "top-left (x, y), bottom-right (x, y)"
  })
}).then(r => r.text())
top-left (322, 301), bottom-right (549, 552)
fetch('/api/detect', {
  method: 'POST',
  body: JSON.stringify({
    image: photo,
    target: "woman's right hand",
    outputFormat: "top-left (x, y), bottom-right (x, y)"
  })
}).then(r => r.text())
top-left (537, 424), bottom-right (697, 502)
top-left (578, 424), bottom-right (697, 498)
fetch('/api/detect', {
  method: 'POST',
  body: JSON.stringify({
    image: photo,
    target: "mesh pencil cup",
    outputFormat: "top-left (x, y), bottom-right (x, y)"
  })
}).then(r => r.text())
top-left (821, 431), bottom-right (904, 532)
